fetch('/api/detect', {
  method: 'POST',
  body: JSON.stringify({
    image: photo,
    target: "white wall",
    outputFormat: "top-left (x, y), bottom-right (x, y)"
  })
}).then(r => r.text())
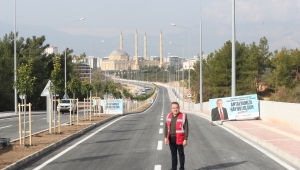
top-left (259, 100), bottom-right (300, 130)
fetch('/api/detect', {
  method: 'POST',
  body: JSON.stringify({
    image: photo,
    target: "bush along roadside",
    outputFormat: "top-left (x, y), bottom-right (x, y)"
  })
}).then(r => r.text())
top-left (123, 84), bottom-right (157, 101)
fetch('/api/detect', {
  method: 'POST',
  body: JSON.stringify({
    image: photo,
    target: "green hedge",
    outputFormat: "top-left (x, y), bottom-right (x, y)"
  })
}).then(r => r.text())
top-left (132, 84), bottom-right (157, 101)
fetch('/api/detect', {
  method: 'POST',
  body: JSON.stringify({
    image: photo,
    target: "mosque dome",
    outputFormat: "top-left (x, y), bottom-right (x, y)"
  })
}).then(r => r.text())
top-left (108, 49), bottom-right (129, 61)
top-left (109, 49), bottom-right (129, 56)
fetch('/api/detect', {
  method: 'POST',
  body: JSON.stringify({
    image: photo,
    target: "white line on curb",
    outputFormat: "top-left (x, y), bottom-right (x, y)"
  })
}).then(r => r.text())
top-left (0, 125), bottom-right (12, 129)
top-left (154, 165), bottom-right (161, 170)
top-left (160, 122), bottom-right (163, 126)
top-left (157, 141), bottom-right (162, 150)
top-left (159, 128), bottom-right (163, 134)
top-left (33, 116), bottom-right (125, 170)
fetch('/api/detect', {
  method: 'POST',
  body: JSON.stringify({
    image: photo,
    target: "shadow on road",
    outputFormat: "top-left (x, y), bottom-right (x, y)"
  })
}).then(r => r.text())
top-left (196, 161), bottom-right (247, 170)
top-left (81, 138), bottom-right (131, 145)
top-left (100, 129), bottom-right (146, 133)
top-left (48, 154), bottom-right (122, 164)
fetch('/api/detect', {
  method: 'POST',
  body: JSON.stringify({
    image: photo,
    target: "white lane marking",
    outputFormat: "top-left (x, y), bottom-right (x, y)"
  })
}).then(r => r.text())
top-left (157, 141), bottom-right (163, 150)
top-left (22, 121), bottom-right (33, 124)
top-left (194, 113), bottom-right (297, 170)
top-left (160, 118), bottom-right (163, 121)
top-left (33, 116), bottom-right (125, 170)
top-left (0, 125), bottom-right (12, 129)
top-left (154, 165), bottom-right (161, 170)
top-left (160, 122), bottom-right (163, 126)
top-left (161, 115), bottom-right (163, 118)
top-left (0, 118), bottom-right (13, 120)
top-left (159, 128), bottom-right (163, 134)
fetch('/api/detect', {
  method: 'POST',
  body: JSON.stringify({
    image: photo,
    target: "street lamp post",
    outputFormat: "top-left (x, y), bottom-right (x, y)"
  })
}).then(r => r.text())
top-left (14, 0), bottom-right (17, 114)
top-left (171, 23), bottom-right (191, 110)
top-left (232, 0), bottom-right (236, 96)
top-left (200, 1), bottom-right (203, 111)
top-left (169, 42), bottom-right (185, 106)
top-left (64, 18), bottom-right (85, 99)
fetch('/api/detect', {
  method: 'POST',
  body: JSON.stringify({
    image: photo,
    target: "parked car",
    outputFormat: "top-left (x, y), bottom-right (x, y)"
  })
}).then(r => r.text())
top-left (145, 87), bottom-right (150, 90)
top-left (57, 99), bottom-right (76, 114)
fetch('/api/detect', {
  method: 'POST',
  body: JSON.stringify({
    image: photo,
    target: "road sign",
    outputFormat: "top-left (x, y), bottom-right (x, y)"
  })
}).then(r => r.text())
top-left (187, 89), bottom-right (192, 98)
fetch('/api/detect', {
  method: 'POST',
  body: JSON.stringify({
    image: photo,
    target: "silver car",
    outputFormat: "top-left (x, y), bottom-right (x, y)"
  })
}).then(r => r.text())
top-left (57, 99), bottom-right (77, 114)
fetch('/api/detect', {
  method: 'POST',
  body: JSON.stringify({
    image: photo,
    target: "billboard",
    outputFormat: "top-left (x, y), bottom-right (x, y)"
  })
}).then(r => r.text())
top-left (209, 94), bottom-right (259, 121)
top-left (101, 99), bottom-right (123, 114)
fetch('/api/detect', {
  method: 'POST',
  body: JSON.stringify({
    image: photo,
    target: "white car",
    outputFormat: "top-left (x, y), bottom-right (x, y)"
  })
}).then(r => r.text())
top-left (57, 99), bottom-right (77, 114)
top-left (141, 91), bottom-right (146, 95)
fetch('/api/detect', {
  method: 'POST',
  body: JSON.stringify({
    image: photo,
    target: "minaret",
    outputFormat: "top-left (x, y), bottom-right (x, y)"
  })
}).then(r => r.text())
top-left (159, 31), bottom-right (163, 67)
top-left (120, 31), bottom-right (123, 50)
top-left (135, 30), bottom-right (139, 67)
top-left (144, 32), bottom-right (147, 60)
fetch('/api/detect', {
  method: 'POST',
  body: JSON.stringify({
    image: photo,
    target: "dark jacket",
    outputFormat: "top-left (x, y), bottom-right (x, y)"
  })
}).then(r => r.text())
top-left (211, 107), bottom-right (228, 121)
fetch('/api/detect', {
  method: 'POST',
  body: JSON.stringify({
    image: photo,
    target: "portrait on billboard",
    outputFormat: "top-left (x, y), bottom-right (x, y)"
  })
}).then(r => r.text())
top-left (209, 94), bottom-right (260, 122)
top-left (211, 99), bottom-right (229, 121)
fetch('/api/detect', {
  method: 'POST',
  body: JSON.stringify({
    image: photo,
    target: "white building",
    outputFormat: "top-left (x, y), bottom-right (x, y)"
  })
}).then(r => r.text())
top-left (96, 58), bottom-right (102, 68)
top-left (182, 55), bottom-right (208, 70)
top-left (85, 56), bottom-right (98, 69)
top-left (44, 46), bottom-right (58, 55)
top-left (183, 59), bottom-right (196, 70)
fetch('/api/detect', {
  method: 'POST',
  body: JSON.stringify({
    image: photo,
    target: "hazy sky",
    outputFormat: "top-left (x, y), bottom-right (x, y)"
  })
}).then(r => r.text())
top-left (1, 0), bottom-right (300, 58)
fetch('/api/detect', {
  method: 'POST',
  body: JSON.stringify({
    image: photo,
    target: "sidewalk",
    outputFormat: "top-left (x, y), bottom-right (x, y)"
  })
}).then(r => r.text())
top-left (157, 82), bottom-right (300, 169)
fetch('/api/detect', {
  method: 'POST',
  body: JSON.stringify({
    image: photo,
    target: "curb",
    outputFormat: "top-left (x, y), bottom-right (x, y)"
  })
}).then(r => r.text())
top-left (0, 112), bottom-right (46, 119)
top-left (3, 115), bottom-right (121, 170)
top-left (223, 122), bottom-right (300, 169)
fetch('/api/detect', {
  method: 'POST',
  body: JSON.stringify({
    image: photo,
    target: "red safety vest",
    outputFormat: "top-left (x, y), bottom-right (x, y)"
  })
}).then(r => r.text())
top-left (166, 112), bottom-right (186, 145)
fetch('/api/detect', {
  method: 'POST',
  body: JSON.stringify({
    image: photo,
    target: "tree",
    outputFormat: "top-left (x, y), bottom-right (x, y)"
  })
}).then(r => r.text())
top-left (81, 80), bottom-right (93, 99)
top-left (68, 76), bottom-right (82, 99)
top-left (92, 80), bottom-right (102, 97)
top-left (51, 56), bottom-right (64, 96)
top-left (13, 59), bottom-right (36, 99)
top-left (13, 58), bottom-right (36, 145)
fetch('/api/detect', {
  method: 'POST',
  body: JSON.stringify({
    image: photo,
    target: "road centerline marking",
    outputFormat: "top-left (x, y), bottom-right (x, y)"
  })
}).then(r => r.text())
top-left (159, 128), bottom-right (163, 134)
top-left (160, 122), bottom-right (163, 126)
top-left (154, 165), bottom-right (161, 170)
top-left (157, 141), bottom-right (162, 150)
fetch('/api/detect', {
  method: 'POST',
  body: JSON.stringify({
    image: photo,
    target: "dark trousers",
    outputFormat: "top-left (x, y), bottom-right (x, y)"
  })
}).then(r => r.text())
top-left (169, 136), bottom-right (185, 170)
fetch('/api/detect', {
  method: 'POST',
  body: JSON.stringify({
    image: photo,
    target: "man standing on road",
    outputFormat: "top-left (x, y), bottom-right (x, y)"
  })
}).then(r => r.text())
top-left (164, 102), bottom-right (189, 170)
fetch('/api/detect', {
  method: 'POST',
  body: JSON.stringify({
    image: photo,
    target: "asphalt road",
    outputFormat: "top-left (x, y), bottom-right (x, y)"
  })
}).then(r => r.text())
top-left (0, 111), bottom-right (85, 141)
top-left (22, 86), bottom-right (288, 170)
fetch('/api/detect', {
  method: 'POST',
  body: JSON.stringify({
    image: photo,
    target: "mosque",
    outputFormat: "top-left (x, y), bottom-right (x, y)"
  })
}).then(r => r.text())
top-left (100, 31), bottom-right (167, 71)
